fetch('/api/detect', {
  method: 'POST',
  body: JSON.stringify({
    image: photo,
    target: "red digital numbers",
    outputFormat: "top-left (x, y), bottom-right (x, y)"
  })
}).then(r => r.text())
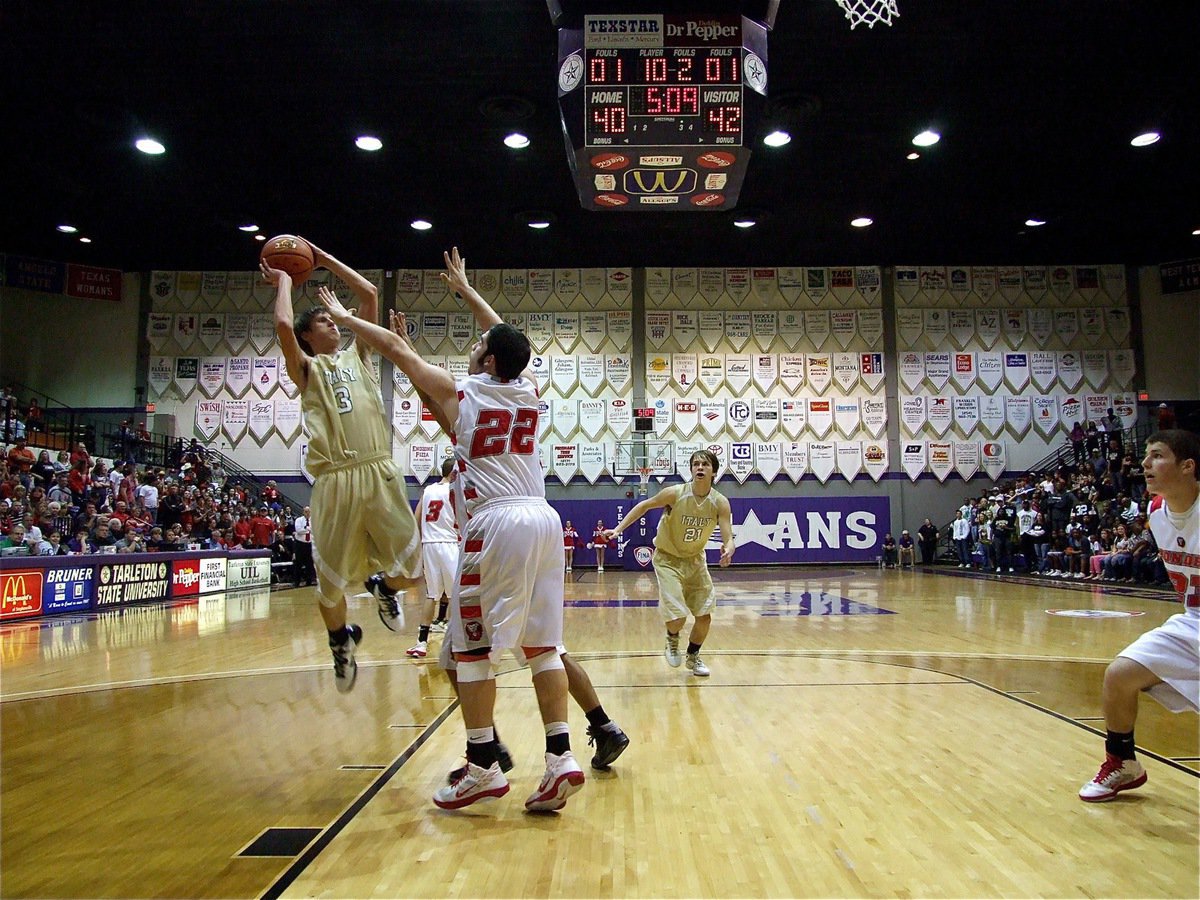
top-left (704, 105), bottom-right (741, 135)
top-left (590, 105), bottom-right (627, 135)
top-left (633, 86), bottom-right (699, 116)
top-left (588, 56), bottom-right (624, 84)
top-left (468, 408), bottom-right (538, 459)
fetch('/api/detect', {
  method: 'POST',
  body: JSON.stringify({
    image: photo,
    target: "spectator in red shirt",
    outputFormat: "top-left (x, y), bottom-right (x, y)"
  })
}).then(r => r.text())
top-left (232, 512), bottom-right (253, 548)
top-left (67, 459), bottom-right (90, 506)
top-left (7, 437), bottom-right (35, 490)
top-left (249, 506), bottom-right (276, 547)
top-left (261, 480), bottom-right (282, 513)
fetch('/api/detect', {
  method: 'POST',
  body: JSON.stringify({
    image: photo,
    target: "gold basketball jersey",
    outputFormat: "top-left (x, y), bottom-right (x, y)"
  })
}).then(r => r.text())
top-left (653, 482), bottom-right (725, 558)
top-left (302, 349), bottom-right (389, 475)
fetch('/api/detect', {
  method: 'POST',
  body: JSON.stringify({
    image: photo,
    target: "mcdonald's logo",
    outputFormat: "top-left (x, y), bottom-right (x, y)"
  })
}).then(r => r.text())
top-left (624, 168), bottom-right (696, 196)
top-left (1, 570), bottom-right (44, 620)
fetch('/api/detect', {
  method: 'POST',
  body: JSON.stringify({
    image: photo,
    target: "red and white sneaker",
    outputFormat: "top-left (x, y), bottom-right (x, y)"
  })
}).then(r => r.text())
top-left (1079, 753), bottom-right (1147, 802)
top-left (525, 751), bottom-right (585, 812)
top-left (406, 641), bottom-right (428, 659)
top-left (433, 762), bottom-right (509, 810)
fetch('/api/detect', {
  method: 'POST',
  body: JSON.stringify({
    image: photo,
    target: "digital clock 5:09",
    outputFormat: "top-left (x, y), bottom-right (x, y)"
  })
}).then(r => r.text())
top-left (585, 48), bottom-right (741, 86)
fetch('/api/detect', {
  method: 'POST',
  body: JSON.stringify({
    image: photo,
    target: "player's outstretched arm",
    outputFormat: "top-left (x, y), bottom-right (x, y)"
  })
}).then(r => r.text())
top-left (717, 494), bottom-right (736, 567)
top-left (389, 311), bottom-right (456, 436)
top-left (603, 485), bottom-right (680, 542)
top-left (263, 261), bottom-right (309, 392)
top-left (440, 247), bottom-right (501, 331)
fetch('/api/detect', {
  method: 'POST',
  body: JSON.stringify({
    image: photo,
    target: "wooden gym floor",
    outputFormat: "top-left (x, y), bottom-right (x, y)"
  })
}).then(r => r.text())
top-left (1, 566), bottom-right (1197, 899)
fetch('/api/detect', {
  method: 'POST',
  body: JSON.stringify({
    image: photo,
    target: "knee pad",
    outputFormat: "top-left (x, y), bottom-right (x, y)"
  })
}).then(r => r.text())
top-left (456, 658), bottom-right (494, 683)
top-left (525, 648), bottom-right (565, 676)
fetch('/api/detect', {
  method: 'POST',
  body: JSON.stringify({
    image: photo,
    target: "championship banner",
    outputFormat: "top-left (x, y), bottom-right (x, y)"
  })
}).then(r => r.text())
top-left (752, 311), bottom-right (778, 351)
top-left (953, 396), bottom-right (980, 436)
top-left (578, 269), bottom-right (605, 307)
top-left (803, 310), bottom-right (831, 350)
top-left (395, 270), bottom-right (422, 307)
top-left (953, 441), bottom-right (980, 481)
top-left (198, 357), bottom-right (226, 399)
top-left (1002, 308), bottom-right (1027, 349)
top-left (752, 397), bottom-right (779, 439)
top-left (899, 351), bottom-right (924, 392)
top-left (1059, 396), bottom-right (1083, 430)
top-left (1054, 309), bottom-right (1080, 345)
top-left (928, 441), bottom-right (954, 483)
top-left (777, 310), bottom-right (804, 350)
top-left (174, 357), bottom-right (199, 398)
top-left (578, 443), bottom-right (606, 485)
top-left (673, 354), bottom-right (698, 392)
top-left (653, 398), bottom-right (674, 434)
top-left (808, 441), bottom-right (836, 484)
top-left (782, 442), bottom-right (808, 483)
top-left (979, 396), bottom-right (1008, 439)
top-left (755, 442), bottom-right (782, 483)
top-left (807, 398), bottom-right (833, 439)
top-left (605, 310), bottom-right (632, 350)
top-left (1078, 270), bottom-right (1102, 301)
top-left (607, 398), bottom-right (632, 436)
top-left (923, 308), bottom-right (948, 348)
top-left (248, 399), bottom-right (275, 444)
top-left (448, 314), bottom-right (475, 353)
top-left (1003, 352), bottom-right (1030, 392)
top-left (973, 267), bottom-right (998, 305)
top-left (225, 271), bottom-right (254, 309)
top-left (1112, 393), bottom-right (1138, 432)
top-left (981, 440), bottom-right (1007, 481)
top-left (528, 270), bottom-right (554, 309)
top-left (926, 396), bottom-right (953, 436)
top-left (147, 312), bottom-right (173, 350)
top-left (225, 356), bottom-right (252, 398)
top-left (924, 352), bottom-right (951, 392)
top-left (856, 267), bottom-right (882, 303)
top-left (550, 356), bottom-right (579, 395)
top-left (248, 314), bottom-right (274, 354)
top-left (726, 311), bottom-right (752, 351)
top-left (804, 267), bottom-right (829, 304)
top-left (832, 353), bottom-right (860, 392)
top-left (697, 310), bottom-right (724, 351)
top-left (553, 399), bottom-right (579, 439)
top-left (174, 313), bottom-right (198, 349)
top-left (1032, 394), bottom-right (1060, 438)
top-left (645, 355), bottom-right (671, 394)
top-left (699, 399), bottom-right (726, 438)
top-left (830, 310), bottom-right (857, 349)
top-left (673, 269), bottom-right (699, 306)
top-left (707, 444), bottom-right (732, 484)
top-left (1057, 351), bottom-right (1084, 390)
top-left (779, 353), bottom-right (805, 392)
top-left (1030, 351), bottom-right (1058, 392)
top-left (901, 441), bottom-right (926, 482)
top-left (1080, 308), bottom-right (1105, 344)
top-left (1027, 308), bottom-right (1054, 347)
top-left (148, 356), bottom-right (174, 396)
top-left (277, 356), bottom-right (298, 398)
top-left (579, 311), bottom-right (608, 352)
top-left (645, 310), bottom-right (671, 349)
top-left (418, 402), bottom-right (442, 440)
top-left (252, 356), bottom-right (279, 398)
top-left (858, 308), bottom-right (884, 347)
top-left (859, 351), bottom-right (885, 392)
top-left (552, 444), bottom-right (580, 485)
top-left (572, 356), bottom-right (602, 398)
top-left (645, 268), bottom-right (671, 305)
top-left (726, 399), bottom-right (751, 439)
top-left (1101, 264), bottom-right (1126, 300)
top-left (176, 272), bottom-right (202, 308)
top-left (391, 393), bottom-right (419, 440)
top-left (522, 313), bottom-right (550, 352)
top-left (275, 397), bottom-right (302, 442)
top-left (806, 354), bottom-right (832, 395)
top-left (222, 399), bottom-right (249, 444)
top-left (675, 398), bottom-right (704, 441)
top-left (728, 442), bottom-right (755, 484)
top-left (527, 355), bottom-right (549, 394)
top-left (998, 265), bottom-right (1024, 301)
top-left (1050, 266), bottom-right (1074, 301)
top-left (896, 308), bottom-right (923, 347)
top-left (830, 267), bottom-right (855, 305)
top-left (951, 352), bottom-right (976, 391)
top-left (948, 267), bottom-right (972, 303)
top-left (976, 351), bottom-right (1003, 393)
top-left (836, 442), bottom-right (863, 482)
top-left (576, 399), bottom-right (605, 441)
top-left (900, 395), bottom-right (927, 435)
top-left (752, 354), bottom-right (778, 393)
top-left (1109, 349), bottom-right (1136, 387)
top-left (974, 309), bottom-right (1001, 349)
top-left (607, 268), bottom-right (632, 306)
top-left (672, 310), bottom-right (698, 350)
top-left (1105, 306), bottom-right (1131, 342)
top-left (1023, 266), bottom-right (1048, 301)
top-left (201, 272), bottom-right (226, 307)
top-left (409, 444), bottom-right (436, 483)
top-left (861, 396), bottom-right (887, 438)
top-left (1005, 396), bottom-right (1033, 437)
top-left (194, 400), bottom-right (221, 442)
top-left (150, 271), bottom-right (176, 304)
top-left (698, 355), bottom-right (725, 395)
top-left (948, 309), bottom-right (974, 349)
top-left (725, 354), bottom-right (751, 394)
top-left (1085, 394), bottom-right (1112, 423)
top-left (780, 399), bottom-right (806, 440)
top-left (698, 268), bottom-right (726, 305)
top-left (1082, 350), bottom-right (1109, 390)
top-left (424, 269), bottom-right (451, 306)
top-left (605, 355), bottom-right (631, 393)
top-left (862, 441), bottom-right (888, 482)
top-left (499, 269), bottom-right (527, 306)
top-left (833, 398), bottom-right (860, 438)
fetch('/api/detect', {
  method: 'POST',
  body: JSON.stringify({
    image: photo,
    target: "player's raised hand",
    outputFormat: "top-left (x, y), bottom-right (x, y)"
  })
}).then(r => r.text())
top-left (315, 286), bottom-right (356, 322)
top-left (440, 246), bottom-right (470, 297)
top-left (389, 310), bottom-right (411, 343)
top-left (259, 259), bottom-right (290, 285)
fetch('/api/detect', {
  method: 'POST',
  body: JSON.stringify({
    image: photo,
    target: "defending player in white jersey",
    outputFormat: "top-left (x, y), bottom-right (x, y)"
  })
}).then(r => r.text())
top-left (1079, 429), bottom-right (1199, 802)
top-left (315, 248), bottom-right (585, 813)
top-left (408, 458), bottom-right (458, 659)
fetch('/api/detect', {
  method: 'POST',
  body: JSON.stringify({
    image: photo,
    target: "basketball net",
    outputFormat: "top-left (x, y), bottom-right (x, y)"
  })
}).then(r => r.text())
top-left (637, 467), bottom-right (653, 496)
top-left (834, 0), bottom-right (899, 29)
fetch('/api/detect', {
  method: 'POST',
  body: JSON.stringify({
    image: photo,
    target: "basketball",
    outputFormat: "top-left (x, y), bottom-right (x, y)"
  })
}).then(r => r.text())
top-left (260, 234), bottom-right (314, 282)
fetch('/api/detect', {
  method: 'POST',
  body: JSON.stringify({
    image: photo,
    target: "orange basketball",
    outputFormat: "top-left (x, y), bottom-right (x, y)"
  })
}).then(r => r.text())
top-left (260, 234), bottom-right (314, 282)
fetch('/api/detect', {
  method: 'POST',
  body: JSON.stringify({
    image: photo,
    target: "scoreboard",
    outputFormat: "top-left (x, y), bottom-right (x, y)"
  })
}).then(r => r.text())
top-left (557, 13), bottom-right (768, 210)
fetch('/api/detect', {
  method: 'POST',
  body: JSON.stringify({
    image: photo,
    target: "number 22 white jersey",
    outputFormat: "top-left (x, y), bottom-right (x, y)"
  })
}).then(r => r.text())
top-left (1149, 493), bottom-right (1200, 615)
top-left (453, 373), bottom-right (544, 516)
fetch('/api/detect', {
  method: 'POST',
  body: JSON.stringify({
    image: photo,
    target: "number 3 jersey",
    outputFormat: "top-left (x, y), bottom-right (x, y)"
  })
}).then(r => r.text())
top-left (301, 348), bottom-right (390, 476)
top-left (453, 373), bottom-right (545, 516)
top-left (1149, 492), bottom-right (1200, 615)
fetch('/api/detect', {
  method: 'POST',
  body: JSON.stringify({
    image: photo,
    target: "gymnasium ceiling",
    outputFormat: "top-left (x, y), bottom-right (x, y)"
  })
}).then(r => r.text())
top-left (2, 0), bottom-right (1197, 275)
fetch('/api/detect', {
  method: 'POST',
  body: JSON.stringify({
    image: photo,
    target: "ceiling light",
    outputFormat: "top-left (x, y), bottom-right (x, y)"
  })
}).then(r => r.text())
top-left (1192, 228), bottom-right (1200, 236)
top-left (135, 137), bottom-right (165, 155)
top-left (56, 224), bottom-right (78, 233)
top-left (254, 234), bottom-right (267, 242)
top-left (410, 219), bottom-right (433, 231)
top-left (850, 217), bottom-right (873, 228)
top-left (355, 135), bottom-right (383, 151)
top-left (733, 218), bottom-right (757, 228)
top-left (238, 224), bottom-right (260, 233)
top-left (1130, 131), bottom-right (1160, 147)
top-left (527, 220), bottom-right (551, 229)
top-left (763, 130), bottom-right (791, 147)
top-left (1025, 218), bottom-right (1046, 227)
top-left (504, 133), bottom-right (530, 149)
top-left (79, 237), bottom-right (92, 243)
top-left (912, 130), bottom-right (940, 147)
top-left (906, 152), bottom-right (920, 160)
